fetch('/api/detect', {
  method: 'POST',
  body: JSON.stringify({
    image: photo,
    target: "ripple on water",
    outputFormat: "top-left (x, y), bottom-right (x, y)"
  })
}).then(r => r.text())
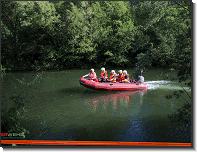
top-left (145, 80), bottom-right (189, 91)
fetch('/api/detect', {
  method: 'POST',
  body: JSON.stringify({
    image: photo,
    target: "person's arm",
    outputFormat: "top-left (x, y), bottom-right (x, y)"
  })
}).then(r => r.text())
top-left (83, 74), bottom-right (89, 78)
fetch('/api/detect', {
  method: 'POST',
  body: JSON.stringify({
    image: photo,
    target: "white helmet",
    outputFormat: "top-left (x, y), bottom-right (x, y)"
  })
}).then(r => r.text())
top-left (90, 68), bottom-right (94, 72)
top-left (111, 70), bottom-right (115, 74)
top-left (101, 67), bottom-right (105, 71)
top-left (123, 70), bottom-right (127, 74)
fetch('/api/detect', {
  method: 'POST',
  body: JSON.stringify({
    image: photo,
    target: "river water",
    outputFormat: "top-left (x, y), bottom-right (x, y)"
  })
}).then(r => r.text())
top-left (1, 68), bottom-right (191, 143)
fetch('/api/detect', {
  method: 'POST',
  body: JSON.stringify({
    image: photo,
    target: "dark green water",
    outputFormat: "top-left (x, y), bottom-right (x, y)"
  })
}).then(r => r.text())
top-left (1, 68), bottom-right (191, 142)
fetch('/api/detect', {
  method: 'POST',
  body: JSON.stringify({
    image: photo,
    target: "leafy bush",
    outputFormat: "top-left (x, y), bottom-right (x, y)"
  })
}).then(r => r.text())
top-left (1, 72), bottom-right (43, 146)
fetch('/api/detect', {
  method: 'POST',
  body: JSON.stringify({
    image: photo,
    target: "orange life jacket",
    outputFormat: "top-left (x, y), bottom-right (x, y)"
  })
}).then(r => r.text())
top-left (110, 74), bottom-right (116, 82)
top-left (124, 74), bottom-right (129, 79)
top-left (123, 74), bottom-right (129, 82)
top-left (117, 73), bottom-right (123, 78)
top-left (101, 71), bottom-right (108, 78)
top-left (117, 73), bottom-right (125, 81)
top-left (122, 74), bottom-right (126, 79)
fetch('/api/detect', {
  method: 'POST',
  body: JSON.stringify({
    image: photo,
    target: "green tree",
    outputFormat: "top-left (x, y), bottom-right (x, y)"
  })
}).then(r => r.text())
top-left (129, 1), bottom-right (191, 83)
top-left (1, 1), bottom-right (60, 71)
top-left (94, 1), bottom-right (136, 67)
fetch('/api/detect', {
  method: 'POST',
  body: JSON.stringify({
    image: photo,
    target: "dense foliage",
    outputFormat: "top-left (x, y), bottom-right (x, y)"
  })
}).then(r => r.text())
top-left (1, 72), bottom-right (43, 145)
top-left (1, 1), bottom-right (191, 82)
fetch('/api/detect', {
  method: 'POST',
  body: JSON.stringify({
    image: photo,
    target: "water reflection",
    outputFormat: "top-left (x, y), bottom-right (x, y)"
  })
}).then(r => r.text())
top-left (86, 89), bottom-right (147, 113)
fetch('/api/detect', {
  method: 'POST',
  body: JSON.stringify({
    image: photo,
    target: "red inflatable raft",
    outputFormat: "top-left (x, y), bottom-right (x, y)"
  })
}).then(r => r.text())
top-left (79, 78), bottom-right (147, 91)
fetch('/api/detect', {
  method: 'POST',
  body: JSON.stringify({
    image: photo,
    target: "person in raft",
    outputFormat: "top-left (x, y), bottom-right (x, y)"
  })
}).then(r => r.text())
top-left (109, 70), bottom-right (116, 83)
top-left (83, 68), bottom-right (98, 82)
top-left (137, 75), bottom-right (144, 83)
top-left (121, 70), bottom-right (130, 83)
top-left (98, 67), bottom-right (108, 82)
top-left (116, 70), bottom-right (124, 82)
top-left (136, 70), bottom-right (144, 83)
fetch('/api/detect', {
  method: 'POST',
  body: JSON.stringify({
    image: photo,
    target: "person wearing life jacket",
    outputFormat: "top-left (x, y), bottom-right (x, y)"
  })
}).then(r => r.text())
top-left (116, 70), bottom-right (124, 82)
top-left (83, 68), bottom-right (98, 82)
top-left (98, 67), bottom-right (108, 82)
top-left (122, 70), bottom-right (130, 83)
top-left (109, 70), bottom-right (116, 83)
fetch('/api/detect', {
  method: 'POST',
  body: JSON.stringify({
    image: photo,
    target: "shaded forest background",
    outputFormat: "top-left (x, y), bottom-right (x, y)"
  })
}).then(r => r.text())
top-left (1, 1), bottom-right (191, 82)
